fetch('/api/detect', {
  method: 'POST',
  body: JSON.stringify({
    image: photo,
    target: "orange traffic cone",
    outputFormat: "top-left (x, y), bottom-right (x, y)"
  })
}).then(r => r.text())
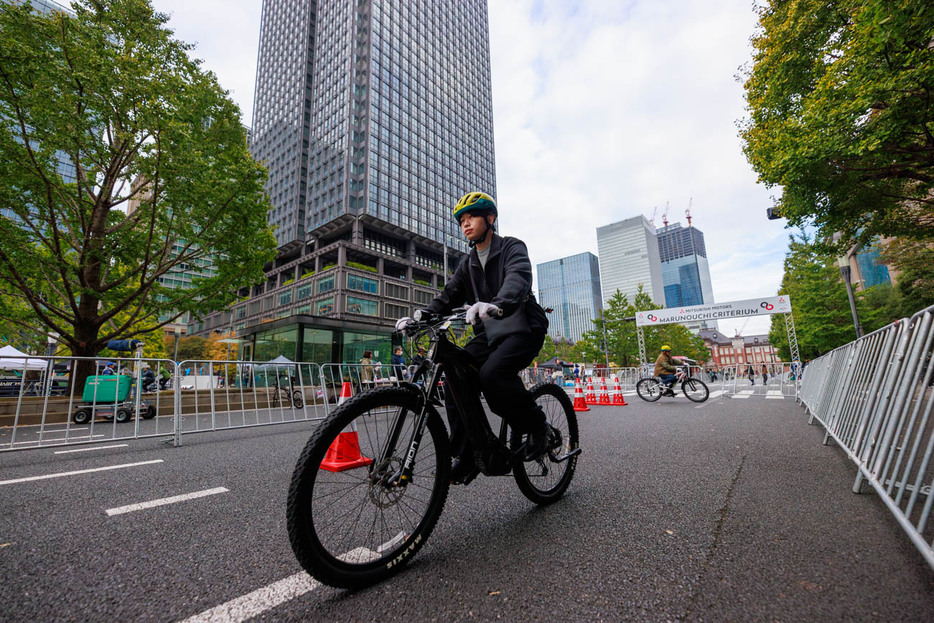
top-left (612, 375), bottom-right (628, 406)
top-left (320, 382), bottom-right (373, 472)
top-left (598, 378), bottom-right (612, 405)
top-left (573, 380), bottom-right (590, 412)
top-left (585, 379), bottom-right (597, 405)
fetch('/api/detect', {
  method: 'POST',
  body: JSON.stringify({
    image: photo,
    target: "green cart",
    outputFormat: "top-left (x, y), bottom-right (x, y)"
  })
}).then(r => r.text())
top-left (72, 375), bottom-right (156, 424)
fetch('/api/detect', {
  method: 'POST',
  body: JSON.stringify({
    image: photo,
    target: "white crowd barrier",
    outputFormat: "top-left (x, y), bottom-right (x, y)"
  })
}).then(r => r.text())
top-left (0, 355), bottom-right (177, 451)
top-left (799, 303), bottom-right (934, 571)
top-left (1, 353), bottom-right (571, 452)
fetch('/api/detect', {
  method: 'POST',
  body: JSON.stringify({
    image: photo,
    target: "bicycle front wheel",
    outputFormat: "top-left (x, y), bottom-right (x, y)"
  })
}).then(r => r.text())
top-left (681, 377), bottom-right (709, 403)
top-left (287, 386), bottom-right (450, 589)
top-left (290, 389), bottom-right (304, 408)
top-left (513, 382), bottom-right (580, 505)
top-left (636, 378), bottom-right (663, 402)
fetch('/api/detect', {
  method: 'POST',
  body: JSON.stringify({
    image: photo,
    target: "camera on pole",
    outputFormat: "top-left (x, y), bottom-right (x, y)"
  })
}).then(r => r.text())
top-left (766, 207), bottom-right (784, 220)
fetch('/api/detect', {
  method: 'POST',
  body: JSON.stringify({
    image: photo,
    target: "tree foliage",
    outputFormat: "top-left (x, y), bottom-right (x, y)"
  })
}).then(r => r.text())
top-left (877, 238), bottom-right (934, 315)
top-left (768, 232), bottom-right (900, 360)
top-left (0, 0), bottom-right (276, 368)
top-left (742, 0), bottom-right (934, 248)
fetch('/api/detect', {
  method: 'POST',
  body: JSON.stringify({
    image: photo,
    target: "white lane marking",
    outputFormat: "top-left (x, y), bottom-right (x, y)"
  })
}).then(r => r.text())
top-left (179, 572), bottom-right (320, 623)
top-left (13, 434), bottom-right (106, 445)
top-left (54, 444), bottom-right (129, 454)
top-left (179, 548), bottom-right (375, 623)
top-left (693, 390), bottom-right (726, 408)
top-left (42, 427), bottom-right (89, 432)
top-left (0, 460), bottom-right (163, 486)
top-left (106, 487), bottom-right (229, 516)
top-left (766, 391), bottom-right (784, 400)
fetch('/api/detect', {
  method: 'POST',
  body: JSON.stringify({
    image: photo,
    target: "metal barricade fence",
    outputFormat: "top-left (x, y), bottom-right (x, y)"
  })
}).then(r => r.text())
top-left (172, 360), bottom-right (327, 442)
top-left (319, 362), bottom-right (406, 405)
top-left (799, 304), bottom-right (934, 571)
top-left (4, 354), bottom-right (672, 454)
top-left (1, 355), bottom-right (177, 452)
top-left (709, 363), bottom-right (798, 398)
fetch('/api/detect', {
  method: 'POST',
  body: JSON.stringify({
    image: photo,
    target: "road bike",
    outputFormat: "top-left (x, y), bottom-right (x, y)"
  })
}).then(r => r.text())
top-left (287, 309), bottom-right (581, 589)
top-left (636, 366), bottom-right (709, 403)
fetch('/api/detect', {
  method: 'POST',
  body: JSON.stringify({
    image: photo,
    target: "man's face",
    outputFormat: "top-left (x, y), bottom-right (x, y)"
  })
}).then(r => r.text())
top-left (459, 212), bottom-right (493, 243)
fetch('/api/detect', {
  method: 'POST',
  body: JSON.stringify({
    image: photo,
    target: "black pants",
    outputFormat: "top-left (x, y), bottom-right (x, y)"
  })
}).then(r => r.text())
top-left (444, 331), bottom-right (546, 460)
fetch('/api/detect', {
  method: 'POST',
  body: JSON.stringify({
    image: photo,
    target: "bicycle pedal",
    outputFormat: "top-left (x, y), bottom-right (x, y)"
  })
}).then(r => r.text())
top-left (450, 465), bottom-right (480, 486)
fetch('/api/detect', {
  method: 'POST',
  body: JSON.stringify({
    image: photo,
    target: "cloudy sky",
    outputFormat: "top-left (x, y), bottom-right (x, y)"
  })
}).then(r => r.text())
top-left (150, 0), bottom-right (787, 336)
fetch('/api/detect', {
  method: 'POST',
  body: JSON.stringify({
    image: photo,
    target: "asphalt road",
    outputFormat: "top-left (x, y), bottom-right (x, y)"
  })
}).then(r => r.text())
top-left (2, 391), bottom-right (933, 622)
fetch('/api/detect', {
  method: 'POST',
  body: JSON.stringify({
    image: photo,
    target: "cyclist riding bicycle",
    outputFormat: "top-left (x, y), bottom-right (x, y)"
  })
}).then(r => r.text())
top-left (395, 192), bottom-right (550, 484)
top-left (654, 344), bottom-right (679, 397)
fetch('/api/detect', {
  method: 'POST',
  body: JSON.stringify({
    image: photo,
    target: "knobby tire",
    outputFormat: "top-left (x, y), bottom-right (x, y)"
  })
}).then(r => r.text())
top-left (287, 386), bottom-right (450, 589)
top-left (513, 382), bottom-right (580, 505)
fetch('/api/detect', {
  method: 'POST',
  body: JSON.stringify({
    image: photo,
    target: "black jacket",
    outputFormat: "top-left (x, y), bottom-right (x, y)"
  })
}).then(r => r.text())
top-left (426, 234), bottom-right (548, 338)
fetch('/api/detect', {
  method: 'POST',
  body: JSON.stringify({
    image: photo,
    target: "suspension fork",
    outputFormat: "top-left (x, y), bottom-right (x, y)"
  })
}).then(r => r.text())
top-left (387, 365), bottom-right (445, 485)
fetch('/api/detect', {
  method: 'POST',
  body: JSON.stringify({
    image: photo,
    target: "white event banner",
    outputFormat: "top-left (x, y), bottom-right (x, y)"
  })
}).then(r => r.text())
top-left (635, 295), bottom-right (793, 327)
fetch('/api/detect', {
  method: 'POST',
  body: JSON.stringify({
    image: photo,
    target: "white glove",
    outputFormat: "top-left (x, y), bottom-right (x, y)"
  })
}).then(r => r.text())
top-left (395, 317), bottom-right (413, 331)
top-left (465, 302), bottom-right (501, 325)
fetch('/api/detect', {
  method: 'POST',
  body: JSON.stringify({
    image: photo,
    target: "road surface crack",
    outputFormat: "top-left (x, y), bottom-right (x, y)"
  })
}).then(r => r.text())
top-left (683, 454), bottom-right (747, 620)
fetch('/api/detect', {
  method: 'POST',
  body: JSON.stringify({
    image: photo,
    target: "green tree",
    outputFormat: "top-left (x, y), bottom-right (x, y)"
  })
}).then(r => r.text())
top-left (769, 233), bottom-right (862, 360)
top-left (878, 238), bottom-right (934, 316)
top-left (536, 334), bottom-right (557, 364)
top-left (171, 335), bottom-right (210, 363)
top-left (0, 0), bottom-right (276, 384)
top-left (742, 0), bottom-right (934, 247)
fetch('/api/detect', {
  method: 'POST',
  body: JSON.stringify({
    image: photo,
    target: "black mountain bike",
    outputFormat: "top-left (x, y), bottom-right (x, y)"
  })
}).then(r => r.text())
top-left (287, 310), bottom-right (581, 589)
top-left (636, 367), bottom-right (709, 403)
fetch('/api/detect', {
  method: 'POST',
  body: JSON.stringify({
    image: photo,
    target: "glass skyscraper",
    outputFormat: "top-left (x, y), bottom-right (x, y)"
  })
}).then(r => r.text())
top-left (2, 0), bottom-right (77, 224)
top-left (596, 216), bottom-right (665, 305)
top-left (537, 253), bottom-right (602, 343)
top-left (193, 0), bottom-right (497, 364)
top-left (656, 222), bottom-right (714, 308)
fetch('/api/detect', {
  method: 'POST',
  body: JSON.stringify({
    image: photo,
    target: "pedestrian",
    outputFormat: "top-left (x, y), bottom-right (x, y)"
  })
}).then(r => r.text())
top-left (761, 364), bottom-right (769, 385)
top-left (412, 346), bottom-right (428, 367)
top-left (747, 364), bottom-right (755, 385)
top-left (359, 350), bottom-right (375, 388)
top-left (390, 346), bottom-right (406, 380)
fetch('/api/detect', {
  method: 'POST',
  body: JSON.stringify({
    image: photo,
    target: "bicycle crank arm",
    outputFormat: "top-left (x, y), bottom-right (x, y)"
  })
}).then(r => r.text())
top-left (553, 447), bottom-right (582, 463)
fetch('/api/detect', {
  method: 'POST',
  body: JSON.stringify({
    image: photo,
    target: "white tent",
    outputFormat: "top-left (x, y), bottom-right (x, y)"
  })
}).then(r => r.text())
top-left (0, 345), bottom-right (47, 371)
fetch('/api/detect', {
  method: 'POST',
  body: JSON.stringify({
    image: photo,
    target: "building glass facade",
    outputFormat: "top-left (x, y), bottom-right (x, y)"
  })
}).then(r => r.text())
top-left (596, 216), bottom-right (665, 305)
top-left (537, 252), bottom-right (602, 343)
top-left (194, 0), bottom-right (496, 363)
top-left (656, 222), bottom-right (714, 308)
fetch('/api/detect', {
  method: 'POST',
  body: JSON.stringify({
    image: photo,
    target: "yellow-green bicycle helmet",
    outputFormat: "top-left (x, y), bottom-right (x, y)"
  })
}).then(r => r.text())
top-left (453, 192), bottom-right (497, 222)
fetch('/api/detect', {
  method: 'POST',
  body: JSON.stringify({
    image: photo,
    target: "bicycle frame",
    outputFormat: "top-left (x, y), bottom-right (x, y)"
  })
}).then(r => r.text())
top-left (390, 314), bottom-right (516, 483)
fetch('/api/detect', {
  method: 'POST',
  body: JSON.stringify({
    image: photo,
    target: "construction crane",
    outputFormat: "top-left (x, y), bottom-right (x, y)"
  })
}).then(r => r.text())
top-left (685, 197), bottom-right (693, 227)
top-left (649, 206), bottom-right (658, 227)
top-left (662, 202), bottom-right (669, 228)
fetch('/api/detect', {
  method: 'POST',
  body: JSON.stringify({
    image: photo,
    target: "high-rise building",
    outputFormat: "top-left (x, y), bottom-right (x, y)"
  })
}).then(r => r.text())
top-left (193, 0), bottom-right (496, 364)
top-left (595, 216), bottom-right (664, 305)
top-left (537, 253), bottom-right (602, 343)
top-left (656, 221), bottom-right (714, 308)
top-left (1, 0), bottom-right (76, 225)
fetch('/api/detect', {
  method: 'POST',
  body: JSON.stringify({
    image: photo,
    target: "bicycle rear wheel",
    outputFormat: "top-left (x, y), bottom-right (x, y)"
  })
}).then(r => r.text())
top-left (287, 386), bottom-right (450, 589)
top-left (681, 377), bottom-right (709, 403)
top-left (513, 383), bottom-right (580, 505)
top-left (636, 378), bottom-right (663, 402)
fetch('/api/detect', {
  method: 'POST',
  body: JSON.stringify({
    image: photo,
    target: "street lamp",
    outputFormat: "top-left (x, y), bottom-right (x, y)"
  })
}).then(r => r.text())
top-left (173, 325), bottom-right (182, 362)
top-left (600, 311), bottom-right (610, 371)
top-left (837, 256), bottom-right (864, 338)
